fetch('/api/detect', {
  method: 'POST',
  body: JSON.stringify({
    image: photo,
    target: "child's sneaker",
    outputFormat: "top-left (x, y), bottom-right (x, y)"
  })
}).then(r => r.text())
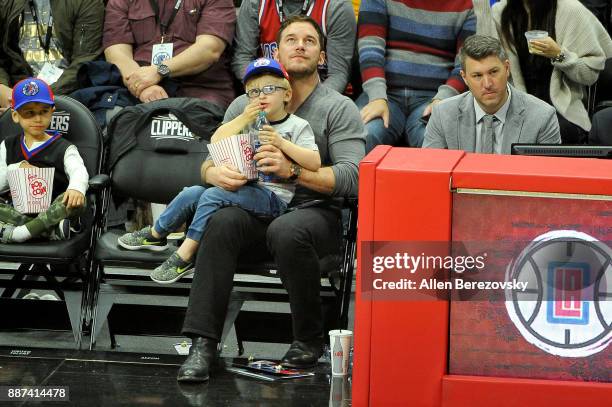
top-left (118, 227), bottom-right (168, 251)
top-left (150, 252), bottom-right (194, 284)
top-left (50, 219), bottom-right (71, 241)
top-left (0, 221), bottom-right (15, 243)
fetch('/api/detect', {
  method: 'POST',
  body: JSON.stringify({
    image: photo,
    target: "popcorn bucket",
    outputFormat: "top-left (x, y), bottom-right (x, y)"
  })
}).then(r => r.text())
top-left (208, 133), bottom-right (258, 180)
top-left (7, 167), bottom-right (55, 214)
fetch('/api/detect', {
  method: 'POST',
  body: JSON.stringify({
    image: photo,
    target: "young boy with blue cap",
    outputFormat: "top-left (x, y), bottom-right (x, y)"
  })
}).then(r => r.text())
top-left (118, 57), bottom-right (321, 284)
top-left (0, 78), bottom-right (88, 242)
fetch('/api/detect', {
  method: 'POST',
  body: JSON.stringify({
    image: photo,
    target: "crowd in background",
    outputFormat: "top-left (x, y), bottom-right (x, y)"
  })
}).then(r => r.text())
top-left (0, 0), bottom-right (611, 151)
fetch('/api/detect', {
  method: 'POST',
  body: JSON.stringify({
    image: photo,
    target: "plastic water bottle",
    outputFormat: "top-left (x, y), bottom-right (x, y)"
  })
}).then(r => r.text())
top-left (252, 111), bottom-right (274, 182)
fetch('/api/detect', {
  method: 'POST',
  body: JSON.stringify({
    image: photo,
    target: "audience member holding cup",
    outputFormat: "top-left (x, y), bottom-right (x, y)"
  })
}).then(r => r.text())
top-left (482, 0), bottom-right (612, 144)
top-left (524, 30), bottom-right (549, 54)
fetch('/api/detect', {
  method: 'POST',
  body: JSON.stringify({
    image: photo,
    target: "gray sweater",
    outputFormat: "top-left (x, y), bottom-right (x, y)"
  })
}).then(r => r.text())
top-left (481, 0), bottom-right (612, 131)
top-left (232, 0), bottom-right (356, 93)
top-left (223, 84), bottom-right (365, 202)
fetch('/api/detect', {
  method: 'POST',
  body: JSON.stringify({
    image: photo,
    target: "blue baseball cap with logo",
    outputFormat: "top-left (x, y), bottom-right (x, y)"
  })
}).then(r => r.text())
top-left (243, 58), bottom-right (290, 84)
top-left (12, 78), bottom-right (55, 111)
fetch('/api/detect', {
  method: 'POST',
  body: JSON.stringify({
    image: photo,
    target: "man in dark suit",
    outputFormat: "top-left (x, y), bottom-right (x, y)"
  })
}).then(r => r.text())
top-left (423, 35), bottom-right (561, 154)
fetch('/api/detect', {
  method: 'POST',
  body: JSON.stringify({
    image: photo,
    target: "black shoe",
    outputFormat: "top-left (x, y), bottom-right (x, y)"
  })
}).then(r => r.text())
top-left (280, 339), bottom-right (323, 369)
top-left (177, 337), bottom-right (218, 382)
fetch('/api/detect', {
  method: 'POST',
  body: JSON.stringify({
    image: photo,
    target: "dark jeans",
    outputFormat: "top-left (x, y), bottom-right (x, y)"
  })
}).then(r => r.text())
top-left (589, 106), bottom-right (612, 145)
top-left (182, 205), bottom-right (342, 343)
top-left (558, 113), bottom-right (587, 144)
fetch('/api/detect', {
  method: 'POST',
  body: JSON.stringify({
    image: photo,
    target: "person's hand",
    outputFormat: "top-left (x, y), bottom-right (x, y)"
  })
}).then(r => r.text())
top-left (253, 144), bottom-right (291, 178)
top-left (0, 84), bottom-right (12, 112)
top-left (205, 165), bottom-right (247, 191)
top-left (63, 189), bottom-right (85, 209)
top-left (360, 98), bottom-right (389, 127)
top-left (240, 99), bottom-right (262, 124)
top-left (529, 37), bottom-right (562, 59)
top-left (126, 66), bottom-right (161, 97)
top-left (139, 85), bottom-right (169, 103)
top-left (19, 161), bottom-right (37, 169)
top-left (258, 125), bottom-right (284, 149)
top-left (422, 99), bottom-right (442, 118)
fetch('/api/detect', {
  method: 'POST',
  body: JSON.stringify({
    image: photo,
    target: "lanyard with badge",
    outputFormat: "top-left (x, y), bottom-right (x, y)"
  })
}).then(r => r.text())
top-left (148, 0), bottom-right (183, 66)
top-left (275, 0), bottom-right (312, 22)
top-left (29, 0), bottom-right (63, 84)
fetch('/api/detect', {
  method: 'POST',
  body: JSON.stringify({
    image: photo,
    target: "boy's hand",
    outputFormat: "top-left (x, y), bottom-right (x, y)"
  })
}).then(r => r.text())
top-left (63, 189), bottom-right (85, 209)
top-left (240, 99), bottom-right (261, 124)
top-left (258, 125), bottom-right (284, 149)
top-left (19, 161), bottom-right (37, 169)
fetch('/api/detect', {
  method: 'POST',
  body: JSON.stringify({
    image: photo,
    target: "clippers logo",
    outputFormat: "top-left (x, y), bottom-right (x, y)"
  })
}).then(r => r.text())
top-left (505, 231), bottom-right (611, 358)
top-left (22, 81), bottom-right (39, 96)
top-left (49, 111), bottom-right (70, 134)
top-left (150, 114), bottom-right (195, 141)
top-left (547, 264), bottom-right (589, 325)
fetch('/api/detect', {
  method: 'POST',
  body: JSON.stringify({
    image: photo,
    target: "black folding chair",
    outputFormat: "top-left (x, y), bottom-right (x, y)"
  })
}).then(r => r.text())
top-left (0, 95), bottom-right (107, 347)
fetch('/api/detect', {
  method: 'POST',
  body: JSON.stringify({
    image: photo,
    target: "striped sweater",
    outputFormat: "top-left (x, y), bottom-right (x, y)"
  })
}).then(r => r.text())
top-left (358, 0), bottom-right (476, 102)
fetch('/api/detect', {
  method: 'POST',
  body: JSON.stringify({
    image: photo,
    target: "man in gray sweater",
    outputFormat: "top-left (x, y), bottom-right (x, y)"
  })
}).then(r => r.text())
top-left (232, 0), bottom-right (356, 93)
top-left (177, 15), bottom-right (365, 382)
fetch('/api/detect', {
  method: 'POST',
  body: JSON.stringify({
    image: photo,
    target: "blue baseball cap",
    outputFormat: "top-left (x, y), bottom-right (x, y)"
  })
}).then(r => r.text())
top-left (243, 58), bottom-right (290, 84)
top-left (12, 78), bottom-right (55, 111)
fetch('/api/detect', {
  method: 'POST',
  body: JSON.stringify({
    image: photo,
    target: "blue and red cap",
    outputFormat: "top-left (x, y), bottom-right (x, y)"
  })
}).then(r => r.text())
top-left (11, 78), bottom-right (55, 111)
top-left (243, 58), bottom-right (290, 84)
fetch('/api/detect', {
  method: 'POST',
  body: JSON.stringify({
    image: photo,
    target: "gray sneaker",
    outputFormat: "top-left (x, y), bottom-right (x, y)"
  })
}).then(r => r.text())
top-left (0, 221), bottom-right (15, 243)
top-left (118, 227), bottom-right (168, 251)
top-left (150, 252), bottom-right (194, 284)
top-left (49, 219), bottom-right (71, 241)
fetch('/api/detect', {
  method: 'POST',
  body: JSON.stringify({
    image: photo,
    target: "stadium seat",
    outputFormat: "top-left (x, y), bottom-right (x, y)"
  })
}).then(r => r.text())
top-left (0, 95), bottom-right (107, 348)
top-left (88, 101), bottom-right (356, 352)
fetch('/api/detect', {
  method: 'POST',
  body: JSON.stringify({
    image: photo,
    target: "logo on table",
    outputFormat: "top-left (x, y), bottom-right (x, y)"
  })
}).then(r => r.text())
top-left (505, 231), bottom-right (611, 357)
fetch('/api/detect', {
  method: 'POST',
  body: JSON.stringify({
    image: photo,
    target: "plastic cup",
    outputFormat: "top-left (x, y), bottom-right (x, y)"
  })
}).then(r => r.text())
top-left (524, 30), bottom-right (548, 53)
top-left (329, 329), bottom-right (352, 376)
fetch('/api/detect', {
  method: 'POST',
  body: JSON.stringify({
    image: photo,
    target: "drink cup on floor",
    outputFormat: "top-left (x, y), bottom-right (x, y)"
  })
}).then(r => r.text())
top-left (329, 329), bottom-right (352, 376)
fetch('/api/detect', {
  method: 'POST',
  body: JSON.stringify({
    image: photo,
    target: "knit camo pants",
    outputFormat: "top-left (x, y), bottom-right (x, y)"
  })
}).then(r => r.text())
top-left (0, 193), bottom-right (85, 238)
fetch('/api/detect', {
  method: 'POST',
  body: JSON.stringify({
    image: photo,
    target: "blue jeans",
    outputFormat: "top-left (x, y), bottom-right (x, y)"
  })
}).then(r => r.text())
top-left (356, 88), bottom-right (435, 153)
top-left (154, 185), bottom-right (287, 242)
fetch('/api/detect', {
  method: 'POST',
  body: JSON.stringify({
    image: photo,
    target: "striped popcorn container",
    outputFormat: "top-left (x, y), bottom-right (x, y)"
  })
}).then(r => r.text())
top-left (7, 167), bottom-right (55, 214)
top-left (208, 134), bottom-right (258, 180)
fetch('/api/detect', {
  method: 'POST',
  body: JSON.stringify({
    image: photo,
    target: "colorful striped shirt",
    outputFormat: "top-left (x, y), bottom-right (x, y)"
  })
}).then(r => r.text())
top-left (358, 0), bottom-right (476, 101)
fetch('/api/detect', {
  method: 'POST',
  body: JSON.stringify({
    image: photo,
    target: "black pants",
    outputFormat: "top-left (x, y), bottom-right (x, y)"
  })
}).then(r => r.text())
top-left (588, 106), bottom-right (612, 145)
top-left (182, 205), bottom-right (342, 343)
top-left (558, 113), bottom-right (587, 144)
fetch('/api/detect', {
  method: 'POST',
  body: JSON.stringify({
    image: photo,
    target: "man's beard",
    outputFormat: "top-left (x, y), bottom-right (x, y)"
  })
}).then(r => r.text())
top-left (287, 63), bottom-right (318, 79)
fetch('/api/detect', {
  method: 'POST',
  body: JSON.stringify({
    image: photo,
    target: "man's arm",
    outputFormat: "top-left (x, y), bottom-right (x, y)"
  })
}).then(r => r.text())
top-left (104, 44), bottom-right (141, 86)
top-left (231, 0), bottom-right (260, 82)
top-left (322, 0), bottom-right (356, 93)
top-left (254, 98), bottom-right (365, 197)
top-left (163, 34), bottom-right (227, 77)
top-left (433, 7), bottom-right (476, 101)
top-left (422, 104), bottom-right (449, 149)
top-left (117, 33), bottom-right (229, 96)
top-left (358, 0), bottom-right (388, 104)
top-left (537, 106), bottom-right (562, 144)
top-left (52, 0), bottom-right (105, 95)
